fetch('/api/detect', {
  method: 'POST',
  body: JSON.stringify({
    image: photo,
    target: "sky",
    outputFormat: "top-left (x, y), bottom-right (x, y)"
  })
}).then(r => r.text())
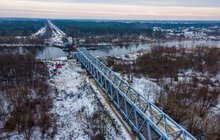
top-left (0, 0), bottom-right (220, 20)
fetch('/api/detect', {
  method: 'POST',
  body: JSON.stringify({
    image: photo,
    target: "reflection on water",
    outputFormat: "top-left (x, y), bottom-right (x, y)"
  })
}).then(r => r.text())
top-left (90, 44), bottom-right (151, 57)
top-left (36, 47), bottom-right (68, 59)
top-left (0, 46), bottom-right (68, 59)
top-left (1, 40), bottom-right (220, 59)
top-left (158, 40), bottom-right (220, 48)
top-left (0, 47), bottom-right (27, 55)
top-left (90, 40), bottom-right (220, 57)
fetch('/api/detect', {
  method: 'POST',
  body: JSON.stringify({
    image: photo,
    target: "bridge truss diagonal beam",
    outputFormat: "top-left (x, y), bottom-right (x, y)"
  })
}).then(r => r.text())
top-left (76, 48), bottom-right (196, 140)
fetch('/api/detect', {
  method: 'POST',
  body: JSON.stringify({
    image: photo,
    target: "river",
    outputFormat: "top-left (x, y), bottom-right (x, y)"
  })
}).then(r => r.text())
top-left (0, 46), bottom-right (68, 59)
top-left (1, 40), bottom-right (220, 59)
top-left (90, 40), bottom-right (220, 57)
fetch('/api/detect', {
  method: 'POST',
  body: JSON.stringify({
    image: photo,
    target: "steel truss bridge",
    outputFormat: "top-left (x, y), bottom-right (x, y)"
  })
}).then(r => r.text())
top-left (76, 48), bottom-right (196, 140)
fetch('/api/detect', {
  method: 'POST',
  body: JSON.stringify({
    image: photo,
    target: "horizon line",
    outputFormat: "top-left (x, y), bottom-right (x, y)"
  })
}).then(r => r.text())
top-left (1, 17), bottom-right (220, 22)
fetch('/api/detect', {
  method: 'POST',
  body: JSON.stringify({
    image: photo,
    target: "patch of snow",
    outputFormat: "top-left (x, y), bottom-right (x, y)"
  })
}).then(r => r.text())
top-left (88, 79), bottom-right (133, 140)
top-left (48, 20), bottom-right (66, 36)
top-left (47, 20), bottom-right (66, 46)
top-left (213, 97), bottom-right (220, 114)
top-left (32, 26), bottom-right (46, 37)
top-left (132, 77), bottom-right (161, 103)
top-left (50, 60), bottom-right (130, 140)
top-left (55, 57), bottom-right (68, 61)
top-left (216, 74), bottom-right (220, 81)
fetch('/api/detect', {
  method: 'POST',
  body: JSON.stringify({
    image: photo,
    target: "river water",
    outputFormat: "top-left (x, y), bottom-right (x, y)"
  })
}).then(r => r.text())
top-left (0, 46), bottom-right (67, 59)
top-left (1, 40), bottom-right (220, 59)
top-left (90, 40), bottom-right (220, 57)
top-left (36, 47), bottom-right (68, 59)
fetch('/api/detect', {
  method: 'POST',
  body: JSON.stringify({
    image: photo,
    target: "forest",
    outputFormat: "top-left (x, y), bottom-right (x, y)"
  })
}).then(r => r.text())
top-left (0, 50), bottom-right (56, 139)
top-left (52, 20), bottom-right (220, 37)
top-left (0, 18), bottom-right (45, 36)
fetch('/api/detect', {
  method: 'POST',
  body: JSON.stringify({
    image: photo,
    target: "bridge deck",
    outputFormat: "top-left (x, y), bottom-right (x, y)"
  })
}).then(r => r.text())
top-left (76, 48), bottom-right (196, 140)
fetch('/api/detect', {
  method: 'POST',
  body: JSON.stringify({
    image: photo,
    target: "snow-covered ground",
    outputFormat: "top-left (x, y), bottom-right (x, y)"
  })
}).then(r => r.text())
top-left (48, 20), bottom-right (66, 36)
top-left (213, 98), bottom-right (220, 114)
top-left (30, 20), bottom-right (66, 46)
top-left (48, 60), bottom-right (132, 140)
top-left (213, 73), bottom-right (220, 114)
top-left (131, 77), bottom-right (161, 103)
top-left (31, 26), bottom-right (46, 37)
top-left (120, 70), bottom-right (220, 115)
top-left (47, 20), bottom-right (65, 46)
top-left (216, 73), bottom-right (220, 81)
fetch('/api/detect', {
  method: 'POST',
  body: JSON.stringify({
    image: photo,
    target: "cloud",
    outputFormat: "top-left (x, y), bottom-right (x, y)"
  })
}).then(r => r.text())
top-left (0, 0), bottom-right (220, 20)
top-left (27, 0), bottom-right (220, 7)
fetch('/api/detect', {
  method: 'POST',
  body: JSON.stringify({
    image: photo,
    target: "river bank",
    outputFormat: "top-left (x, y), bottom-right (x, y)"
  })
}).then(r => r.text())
top-left (0, 43), bottom-right (45, 47)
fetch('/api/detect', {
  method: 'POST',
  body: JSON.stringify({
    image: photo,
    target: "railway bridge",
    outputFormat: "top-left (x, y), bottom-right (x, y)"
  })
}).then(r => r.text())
top-left (76, 48), bottom-right (196, 140)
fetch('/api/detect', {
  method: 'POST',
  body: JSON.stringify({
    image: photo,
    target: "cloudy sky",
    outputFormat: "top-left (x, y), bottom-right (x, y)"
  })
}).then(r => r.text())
top-left (0, 0), bottom-right (220, 20)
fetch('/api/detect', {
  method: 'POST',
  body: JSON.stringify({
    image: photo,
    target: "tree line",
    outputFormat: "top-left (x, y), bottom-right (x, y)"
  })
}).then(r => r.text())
top-left (0, 51), bottom-right (56, 139)
top-left (0, 19), bottom-right (45, 36)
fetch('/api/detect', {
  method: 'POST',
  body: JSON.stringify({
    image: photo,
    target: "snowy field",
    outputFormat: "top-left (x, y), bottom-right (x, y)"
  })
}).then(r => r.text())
top-left (131, 77), bottom-right (161, 103)
top-left (48, 60), bottom-right (132, 140)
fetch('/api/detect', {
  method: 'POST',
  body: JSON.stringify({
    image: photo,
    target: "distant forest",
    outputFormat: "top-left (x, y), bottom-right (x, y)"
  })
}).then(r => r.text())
top-left (0, 18), bottom-right (220, 37)
top-left (0, 19), bottom-right (45, 36)
top-left (52, 19), bottom-right (220, 37)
